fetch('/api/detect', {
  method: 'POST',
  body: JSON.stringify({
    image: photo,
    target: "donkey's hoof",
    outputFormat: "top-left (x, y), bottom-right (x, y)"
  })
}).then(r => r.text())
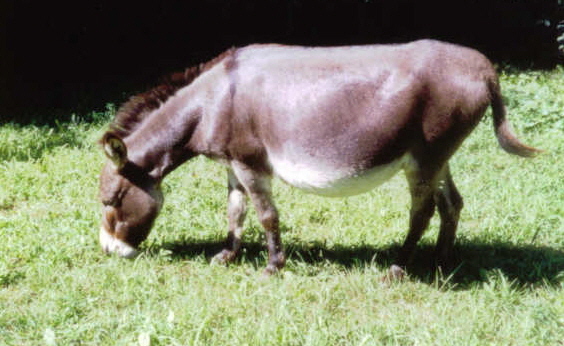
top-left (211, 249), bottom-right (237, 265)
top-left (262, 264), bottom-right (283, 277)
top-left (382, 264), bottom-right (406, 282)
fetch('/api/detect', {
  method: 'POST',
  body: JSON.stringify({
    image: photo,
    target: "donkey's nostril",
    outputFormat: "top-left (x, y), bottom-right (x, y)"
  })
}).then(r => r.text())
top-left (99, 227), bottom-right (139, 259)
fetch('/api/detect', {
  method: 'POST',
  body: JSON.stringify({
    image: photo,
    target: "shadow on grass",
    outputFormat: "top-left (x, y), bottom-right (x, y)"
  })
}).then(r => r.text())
top-left (156, 237), bottom-right (564, 288)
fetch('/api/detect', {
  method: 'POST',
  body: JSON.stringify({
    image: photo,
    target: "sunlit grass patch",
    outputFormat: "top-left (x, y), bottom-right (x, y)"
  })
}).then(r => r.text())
top-left (0, 70), bottom-right (563, 345)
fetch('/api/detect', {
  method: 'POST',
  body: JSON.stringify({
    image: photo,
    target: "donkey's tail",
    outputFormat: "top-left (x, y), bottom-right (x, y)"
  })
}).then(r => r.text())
top-left (488, 80), bottom-right (540, 157)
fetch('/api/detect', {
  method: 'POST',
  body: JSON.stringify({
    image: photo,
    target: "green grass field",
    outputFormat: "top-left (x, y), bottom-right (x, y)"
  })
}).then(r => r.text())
top-left (1, 69), bottom-right (563, 345)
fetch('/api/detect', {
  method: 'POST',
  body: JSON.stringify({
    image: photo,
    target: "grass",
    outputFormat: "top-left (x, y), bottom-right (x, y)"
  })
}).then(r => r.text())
top-left (1, 69), bottom-right (563, 345)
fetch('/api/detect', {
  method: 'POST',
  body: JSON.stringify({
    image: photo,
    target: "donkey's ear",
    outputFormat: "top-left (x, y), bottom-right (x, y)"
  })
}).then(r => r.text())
top-left (102, 132), bottom-right (128, 169)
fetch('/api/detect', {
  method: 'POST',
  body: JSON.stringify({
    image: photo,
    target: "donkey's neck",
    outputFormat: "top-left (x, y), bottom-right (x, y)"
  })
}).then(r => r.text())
top-left (124, 103), bottom-right (200, 180)
top-left (124, 72), bottom-right (233, 181)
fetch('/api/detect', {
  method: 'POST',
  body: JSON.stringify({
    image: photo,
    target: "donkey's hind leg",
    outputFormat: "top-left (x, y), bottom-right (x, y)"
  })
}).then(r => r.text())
top-left (213, 170), bottom-right (248, 264)
top-left (388, 165), bottom-right (439, 279)
top-left (434, 165), bottom-right (463, 271)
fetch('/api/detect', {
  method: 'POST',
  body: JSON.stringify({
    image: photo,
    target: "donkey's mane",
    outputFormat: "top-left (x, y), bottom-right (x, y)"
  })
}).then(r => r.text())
top-left (107, 48), bottom-right (236, 138)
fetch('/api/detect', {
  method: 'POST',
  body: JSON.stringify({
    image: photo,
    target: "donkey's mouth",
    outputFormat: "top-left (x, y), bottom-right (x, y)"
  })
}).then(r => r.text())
top-left (99, 227), bottom-right (139, 259)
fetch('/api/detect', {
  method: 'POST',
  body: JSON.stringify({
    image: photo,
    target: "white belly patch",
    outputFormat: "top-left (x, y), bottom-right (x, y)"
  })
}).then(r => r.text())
top-left (270, 153), bottom-right (414, 197)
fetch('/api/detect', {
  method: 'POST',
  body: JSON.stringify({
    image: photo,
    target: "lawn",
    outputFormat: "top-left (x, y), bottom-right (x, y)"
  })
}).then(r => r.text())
top-left (1, 69), bottom-right (563, 345)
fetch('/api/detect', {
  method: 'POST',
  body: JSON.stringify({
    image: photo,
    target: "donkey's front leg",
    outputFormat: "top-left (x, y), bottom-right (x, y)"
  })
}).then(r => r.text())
top-left (231, 161), bottom-right (286, 275)
top-left (213, 170), bottom-right (248, 264)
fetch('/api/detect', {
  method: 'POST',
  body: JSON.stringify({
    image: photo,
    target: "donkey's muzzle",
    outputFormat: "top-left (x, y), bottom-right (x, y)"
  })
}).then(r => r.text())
top-left (99, 227), bottom-right (139, 259)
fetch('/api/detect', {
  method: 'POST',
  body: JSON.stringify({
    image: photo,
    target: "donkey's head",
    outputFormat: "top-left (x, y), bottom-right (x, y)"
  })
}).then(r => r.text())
top-left (98, 133), bottom-right (163, 258)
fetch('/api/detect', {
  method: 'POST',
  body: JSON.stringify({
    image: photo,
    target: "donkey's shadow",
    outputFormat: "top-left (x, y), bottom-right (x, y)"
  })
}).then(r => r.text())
top-left (156, 236), bottom-right (564, 288)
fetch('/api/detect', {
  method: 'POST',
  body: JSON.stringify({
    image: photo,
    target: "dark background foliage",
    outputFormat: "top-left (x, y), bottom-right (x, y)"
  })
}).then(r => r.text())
top-left (1, 0), bottom-right (561, 123)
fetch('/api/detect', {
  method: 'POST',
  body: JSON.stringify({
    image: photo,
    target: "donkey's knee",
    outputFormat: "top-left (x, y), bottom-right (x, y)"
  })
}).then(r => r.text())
top-left (435, 167), bottom-right (463, 217)
top-left (225, 187), bottom-right (248, 253)
top-left (436, 187), bottom-right (463, 219)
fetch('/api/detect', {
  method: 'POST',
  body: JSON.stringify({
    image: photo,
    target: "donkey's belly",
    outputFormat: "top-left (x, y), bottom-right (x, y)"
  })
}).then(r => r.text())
top-left (270, 154), bottom-right (412, 197)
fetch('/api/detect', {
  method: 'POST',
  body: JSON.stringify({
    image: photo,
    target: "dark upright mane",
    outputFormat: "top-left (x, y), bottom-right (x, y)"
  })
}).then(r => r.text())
top-left (106, 48), bottom-right (236, 138)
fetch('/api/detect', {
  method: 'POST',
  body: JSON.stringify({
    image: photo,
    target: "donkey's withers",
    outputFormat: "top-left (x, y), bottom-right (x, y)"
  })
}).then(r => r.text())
top-left (99, 40), bottom-right (538, 277)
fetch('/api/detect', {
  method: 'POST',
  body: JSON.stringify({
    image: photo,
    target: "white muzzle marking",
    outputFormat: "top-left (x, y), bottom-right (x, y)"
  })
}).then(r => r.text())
top-left (99, 227), bottom-right (139, 259)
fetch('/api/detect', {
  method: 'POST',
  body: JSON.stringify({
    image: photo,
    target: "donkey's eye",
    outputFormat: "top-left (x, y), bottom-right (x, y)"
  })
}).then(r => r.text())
top-left (102, 197), bottom-right (120, 208)
top-left (101, 186), bottom-right (126, 207)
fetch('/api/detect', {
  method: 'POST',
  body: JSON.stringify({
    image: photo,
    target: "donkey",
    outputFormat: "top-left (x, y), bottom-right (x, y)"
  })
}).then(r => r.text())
top-left (99, 40), bottom-right (538, 277)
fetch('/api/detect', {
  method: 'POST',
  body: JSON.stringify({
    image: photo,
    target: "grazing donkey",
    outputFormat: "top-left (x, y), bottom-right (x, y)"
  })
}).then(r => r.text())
top-left (99, 40), bottom-right (538, 277)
